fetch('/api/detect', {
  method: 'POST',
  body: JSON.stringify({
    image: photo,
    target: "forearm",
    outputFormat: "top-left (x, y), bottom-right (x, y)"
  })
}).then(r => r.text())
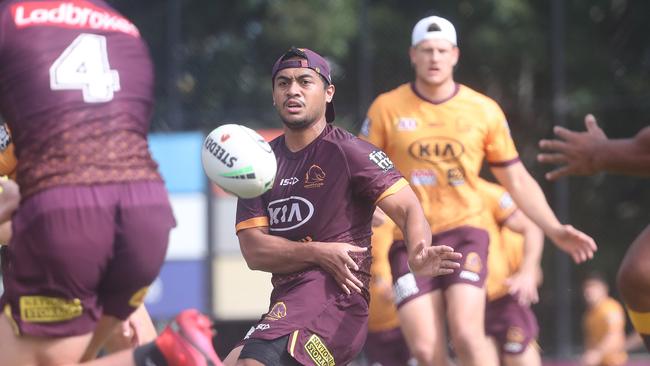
top-left (494, 164), bottom-right (562, 236)
top-left (238, 229), bottom-right (318, 273)
top-left (519, 224), bottom-right (544, 274)
top-left (378, 187), bottom-right (431, 258)
top-left (594, 127), bottom-right (650, 175)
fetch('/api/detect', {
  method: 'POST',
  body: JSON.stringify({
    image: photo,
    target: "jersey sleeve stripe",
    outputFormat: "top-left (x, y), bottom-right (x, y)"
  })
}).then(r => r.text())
top-left (235, 217), bottom-right (269, 233)
top-left (375, 178), bottom-right (409, 204)
top-left (488, 157), bottom-right (521, 167)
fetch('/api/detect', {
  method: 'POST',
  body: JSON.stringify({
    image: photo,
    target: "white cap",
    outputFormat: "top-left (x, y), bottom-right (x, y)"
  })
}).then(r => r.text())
top-left (411, 16), bottom-right (457, 47)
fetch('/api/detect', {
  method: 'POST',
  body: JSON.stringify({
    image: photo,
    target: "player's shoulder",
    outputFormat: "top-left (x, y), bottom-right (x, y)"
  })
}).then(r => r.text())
top-left (603, 297), bottom-right (624, 313)
top-left (456, 84), bottom-right (504, 115)
top-left (369, 83), bottom-right (412, 110)
top-left (323, 125), bottom-right (379, 156)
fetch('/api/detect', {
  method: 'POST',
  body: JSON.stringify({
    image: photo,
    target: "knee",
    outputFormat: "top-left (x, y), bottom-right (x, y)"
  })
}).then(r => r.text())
top-left (617, 258), bottom-right (650, 308)
top-left (451, 329), bottom-right (483, 355)
top-left (409, 341), bottom-right (436, 365)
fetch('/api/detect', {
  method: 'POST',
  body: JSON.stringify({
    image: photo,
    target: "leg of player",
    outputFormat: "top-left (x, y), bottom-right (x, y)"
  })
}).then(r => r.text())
top-left (484, 337), bottom-right (500, 366)
top-left (445, 284), bottom-right (497, 366)
top-left (80, 315), bottom-right (124, 361)
top-left (502, 344), bottom-right (542, 366)
top-left (102, 305), bottom-right (158, 354)
top-left (431, 292), bottom-right (454, 366)
top-left (397, 291), bottom-right (439, 365)
top-left (222, 345), bottom-right (244, 365)
top-left (0, 313), bottom-right (94, 365)
top-left (617, 224), bottom-right (650, 351)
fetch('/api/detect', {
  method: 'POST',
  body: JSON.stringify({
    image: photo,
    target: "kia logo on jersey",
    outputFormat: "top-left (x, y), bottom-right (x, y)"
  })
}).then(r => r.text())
top-left (267, 196), bottom-right (314, 232)
top-left (408, 137), bottom-right (464, 164)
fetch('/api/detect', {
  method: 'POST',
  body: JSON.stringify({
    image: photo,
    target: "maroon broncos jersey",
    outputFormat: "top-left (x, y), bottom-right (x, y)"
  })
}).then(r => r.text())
top-left (0, 0), bottom-right (160, 197)
top-left (236, 124), bottom-right (408, 298)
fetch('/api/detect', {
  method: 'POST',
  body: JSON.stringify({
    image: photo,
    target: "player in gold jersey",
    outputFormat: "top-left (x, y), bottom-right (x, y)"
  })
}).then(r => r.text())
top-left (480, 179), bottom-right (543, 366)
top-left (362, 15), bottom-right (596, 366)
top-left (581, 272), bottom-right (628, 366)
top-left (363, 216), bottom-right (415, 366)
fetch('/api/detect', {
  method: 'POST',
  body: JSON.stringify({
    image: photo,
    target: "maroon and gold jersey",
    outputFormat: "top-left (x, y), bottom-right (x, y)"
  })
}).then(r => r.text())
top-left (0, 0), bottom-right (160, 197)
top-left (362, 83), bottom-right (519, 235)
top-left (236, 124), bottom-right (407, 299)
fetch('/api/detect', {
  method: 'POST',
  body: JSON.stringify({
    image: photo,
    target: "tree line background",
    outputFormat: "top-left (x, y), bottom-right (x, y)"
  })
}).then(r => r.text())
top-left (112, 0), bottom-right (650, 358)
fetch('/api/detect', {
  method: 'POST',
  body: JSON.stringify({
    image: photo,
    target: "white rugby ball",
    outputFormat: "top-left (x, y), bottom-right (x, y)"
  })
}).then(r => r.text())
top-left (201, 124), bottom-right (277, 198)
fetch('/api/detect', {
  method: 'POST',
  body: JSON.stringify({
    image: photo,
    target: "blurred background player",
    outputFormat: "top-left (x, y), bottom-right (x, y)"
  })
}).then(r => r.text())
top-left (361, 14), bottom-right (596, 366)
top-left (581, 272), bottom-right (628, 366)
top-left (363, 214), bottom-right (415, 366)
top-left (224, 47), bottom-right (461, 366)
top-left (480, 179), bottom-right (544, 366)
top-left (538, 114), bottom-right (650, 351)
top-left (0, 0), bottom-right (177, 364)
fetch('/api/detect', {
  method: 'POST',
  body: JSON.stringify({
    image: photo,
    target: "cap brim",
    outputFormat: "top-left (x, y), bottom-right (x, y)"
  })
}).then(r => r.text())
top-left (326, 102), bottom-right (335, 123)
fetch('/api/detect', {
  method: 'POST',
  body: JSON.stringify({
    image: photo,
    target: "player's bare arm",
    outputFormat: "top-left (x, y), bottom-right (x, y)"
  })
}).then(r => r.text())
top-left (377, 185), bottom-right (462, 277)
top-left (538, 114), bottom-right (650, 179)
top-left (491, 162), bottom-right (597, 263)
top-left (237, 226), bottom-right (366, 294)
top-left (502, 210), bottom-right (544, 305)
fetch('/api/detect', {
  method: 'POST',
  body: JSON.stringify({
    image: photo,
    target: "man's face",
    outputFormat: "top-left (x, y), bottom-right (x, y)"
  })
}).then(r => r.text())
top-left (583, 279), bottom-right (607, 307)
top-left (409, 38), bottom-right (458, 87)
top-left (272, 65), bottom-right (334, 130)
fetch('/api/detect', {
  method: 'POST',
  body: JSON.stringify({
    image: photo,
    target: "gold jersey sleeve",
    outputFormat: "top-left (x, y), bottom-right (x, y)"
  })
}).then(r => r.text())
top-left (363, 83), bottom-right (519, 235)
top-left (367, 218), bottom-right (400, 332)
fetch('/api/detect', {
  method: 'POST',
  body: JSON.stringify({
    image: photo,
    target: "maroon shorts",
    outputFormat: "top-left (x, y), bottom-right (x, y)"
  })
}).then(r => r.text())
top-left (364, 327), bottom-right (412, 366)
top-left (485, 294), bottom-right (539, 355)
top-left (0, 181), bottom-right (175, 337)
top-left (241, 269), bottom-right (368, 366)
top-left (389, 226), bottom-right (489, 308)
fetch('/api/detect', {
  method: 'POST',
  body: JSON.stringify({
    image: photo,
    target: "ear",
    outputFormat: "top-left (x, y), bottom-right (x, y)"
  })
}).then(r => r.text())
top-left (451, 47), bottom-right (460, 67)
top-left (325, 84), bottom-right (335, 103)
top-left (408, 46), bottom-right (417, 66)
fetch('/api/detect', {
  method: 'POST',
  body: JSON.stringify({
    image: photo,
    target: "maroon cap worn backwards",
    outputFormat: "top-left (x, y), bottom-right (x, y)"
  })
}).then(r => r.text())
top-left (271, 47), bottom-right (335, 123)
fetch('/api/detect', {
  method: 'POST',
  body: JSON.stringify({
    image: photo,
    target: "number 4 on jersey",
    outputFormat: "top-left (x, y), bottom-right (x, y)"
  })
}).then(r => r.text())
top-left (49, 33), bottom-right (120, 103)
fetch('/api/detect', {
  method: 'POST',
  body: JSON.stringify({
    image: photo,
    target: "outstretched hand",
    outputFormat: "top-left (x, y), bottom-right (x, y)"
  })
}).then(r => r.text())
top-left (408, 243), bottom-right (462, 277)
top-left (550, 224), bottom-right (597, 263)
top-left (538, 114), bottom-right (608, 180)
top-left (314, 242), bottom-right (368, 295)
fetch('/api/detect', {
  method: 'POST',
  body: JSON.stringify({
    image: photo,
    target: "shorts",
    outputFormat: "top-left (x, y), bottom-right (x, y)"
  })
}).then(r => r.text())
top-left (239, 335), bottom-right (301, 366)
top-left (0, 181), bottom-right (175, 337)
top-left (485, 294), bottom-right (539, 355)
top-left (241, 269), bottom-right (368, 366)
top-left (364, 327), bottom-right (412, 366)
top-left (389, 226), bottom-right (489, 308)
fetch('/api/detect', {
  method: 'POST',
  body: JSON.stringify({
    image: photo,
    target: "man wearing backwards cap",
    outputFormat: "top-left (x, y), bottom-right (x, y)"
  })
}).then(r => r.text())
top-left (224, 47), bottom-right (462, 366)
top-left (361, 15), bottom-right (597, 366)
